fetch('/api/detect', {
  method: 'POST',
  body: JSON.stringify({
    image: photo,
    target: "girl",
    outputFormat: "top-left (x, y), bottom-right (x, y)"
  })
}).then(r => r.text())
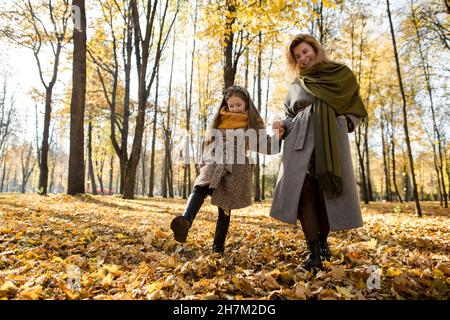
top-left (170, 85), bottom-right (281, 254)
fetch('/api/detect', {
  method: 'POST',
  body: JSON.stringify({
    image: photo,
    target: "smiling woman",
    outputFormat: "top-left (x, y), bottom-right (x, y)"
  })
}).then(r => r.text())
top-left (293, 42), bottom-right (316, 69)
top-left (285, 34), bottom-right (332, 76)
top-left (270, 34), bottom-right (368, 272)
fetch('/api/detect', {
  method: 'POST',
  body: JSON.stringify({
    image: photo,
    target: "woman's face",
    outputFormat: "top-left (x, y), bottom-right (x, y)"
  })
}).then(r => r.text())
top-left (293, 41), bottom-right (317, 69)
top-left (226, 95), bottom-right (246, 113)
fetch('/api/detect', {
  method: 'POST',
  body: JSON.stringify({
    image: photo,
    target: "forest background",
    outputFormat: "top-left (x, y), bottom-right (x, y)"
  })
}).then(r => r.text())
top-left (0, 0), bottom-right (448, 301)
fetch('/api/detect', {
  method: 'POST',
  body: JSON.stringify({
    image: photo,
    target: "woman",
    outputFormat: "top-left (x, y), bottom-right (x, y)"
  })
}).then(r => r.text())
top-left (271, 34), bottom-right (368, 271)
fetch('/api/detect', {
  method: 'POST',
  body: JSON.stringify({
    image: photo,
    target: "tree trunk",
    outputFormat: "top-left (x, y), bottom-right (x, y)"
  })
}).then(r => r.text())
top-left (96, 160), bottom-right (105, 195)
top-left (254, 31), bottom-right (263, 202)
top-left (162, 157), bottom-right (167, 198)
top-left (364, 121), bottom-right (373, 201)
top-left (12, 168), bottom-right (18, 192)
top-left (163, 27), bottom-right (176, 199)
top-left (38, 88), bottom-right (53, 196)
top-left (109, 155), bottom-right (114, 194)
top-left (120, 4), bottom-right (133, 194)
top-left (4, 166), bottom-right (10, 192)
top-left (141, 129), bottom-right (148, 196)
top-left (358, 15), bottom-right (370, 203)
top-left (410, 0), bottom-right (447, 207)
top-left (115, 170), bottom-right (119, 195)
top-left (446, 149), bottom-right (450, 203)
top-left (168, 148), bottom-right (174, 197)
top-left (21, 145), bottom-right (34, 194)
top-left (380, 114), bottom-right (391, 201)
top-left (262, 49), bottom-right (274, 201)
top-left (387, 0), bottom-right (421, 216)
top-left (92, 1), bottom-right (132, 195)
top-left (183, 3), bottom-right (198, 199)
top-left (363, 52), bottom-right (376, 202)
top-left (67, 0), bottom-right (86, 195)
top-left (48, 152), bottom-right (54, 193)
top-left (16, 1), bottom-right (67, 196)
top-left (125, 0), bottom-right (178, 199)
top-left (0, 156), bottom-right (6, 193)
top-left (124, 0), bottom-right (155, 199)
top-left (148, 66), bottom-right (159, 197)
top-left (387, 99), bottom-right (403, 203)
top-left (223, 1), bottom-right (237, 89)
top-left (390, 120), bottom-right (402, 203)
top-left (350, 17), bottom-right (368, 204)
top-left (87, 120), bottom-right (97, 195)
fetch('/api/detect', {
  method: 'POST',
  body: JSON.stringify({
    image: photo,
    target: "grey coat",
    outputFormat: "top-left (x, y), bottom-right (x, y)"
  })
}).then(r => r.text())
top-left (269, 82), bottom-right (363, 231)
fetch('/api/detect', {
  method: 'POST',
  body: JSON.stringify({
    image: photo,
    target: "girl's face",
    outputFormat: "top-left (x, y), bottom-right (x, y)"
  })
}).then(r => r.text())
top-left (226, 95), bottom-right (246, 113)
top-left (293, 41), bottom-right (317, 69)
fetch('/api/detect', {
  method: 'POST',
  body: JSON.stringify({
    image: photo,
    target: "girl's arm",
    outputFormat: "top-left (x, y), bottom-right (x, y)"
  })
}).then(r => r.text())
top-left (247, 129), bottom-right (281, 155)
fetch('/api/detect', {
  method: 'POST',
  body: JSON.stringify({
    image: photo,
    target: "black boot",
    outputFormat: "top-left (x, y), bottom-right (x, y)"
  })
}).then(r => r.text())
top-left (301, 240), bottom-right (323, 271)
top-left (319, 238), bottom-right (332, 261)
top-left (170, 192), bottom-right (204, 243)
top-left (212, 208), bottom-right (231, 254)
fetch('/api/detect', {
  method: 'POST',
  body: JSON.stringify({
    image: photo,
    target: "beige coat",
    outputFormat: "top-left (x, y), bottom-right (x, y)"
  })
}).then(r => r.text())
top-left (194, 128), bottom-right (280, 210)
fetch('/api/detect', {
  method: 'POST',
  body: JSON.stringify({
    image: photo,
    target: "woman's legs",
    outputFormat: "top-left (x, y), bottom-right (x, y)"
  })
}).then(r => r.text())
top-left (213, 207), bottom-right (231, 254)
top-left (297, 174), bottom-right (331, 270)
top-left (298, 175), bottom-right (321, 241)
top-left (170, 185), bottom-right (213, 242)
top-left (317, 188), bottom-right (332, 260)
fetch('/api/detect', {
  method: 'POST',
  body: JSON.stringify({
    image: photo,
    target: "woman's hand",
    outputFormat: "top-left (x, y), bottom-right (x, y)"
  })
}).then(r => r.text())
top-left (272, 121), bottom-right (285, 139)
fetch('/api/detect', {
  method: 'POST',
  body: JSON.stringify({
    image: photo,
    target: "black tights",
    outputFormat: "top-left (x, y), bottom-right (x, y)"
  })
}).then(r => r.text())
top-left (297, 174), bottom-right (330, 241)
top-left (192, 185), bottom-right (230, 222)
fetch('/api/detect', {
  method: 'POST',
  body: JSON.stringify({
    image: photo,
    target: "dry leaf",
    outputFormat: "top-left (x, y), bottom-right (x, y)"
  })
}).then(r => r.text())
top-left (19, 285), bottom-right (42, 300)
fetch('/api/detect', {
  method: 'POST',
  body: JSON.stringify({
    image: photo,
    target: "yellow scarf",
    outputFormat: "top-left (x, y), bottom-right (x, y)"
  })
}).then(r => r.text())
top-left (217, 108), bottom-right (248, 129)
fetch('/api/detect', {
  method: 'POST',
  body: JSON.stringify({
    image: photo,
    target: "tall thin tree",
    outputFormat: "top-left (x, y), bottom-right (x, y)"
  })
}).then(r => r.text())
top-left (124, 0), bottom-right (179, 199)
top-left (1, 1), bottom-right (72, 195)
top-left (386, 0), bottom-right (421, 216)
top-left (68, 0), bottom-right (86, 195)
top-left (410, 0), bottom-right (447, 207)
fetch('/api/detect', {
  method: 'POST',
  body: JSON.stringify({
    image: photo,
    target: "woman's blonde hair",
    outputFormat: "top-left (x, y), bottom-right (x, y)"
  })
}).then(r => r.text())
top-left (285, 34), bottom-right (332, 78)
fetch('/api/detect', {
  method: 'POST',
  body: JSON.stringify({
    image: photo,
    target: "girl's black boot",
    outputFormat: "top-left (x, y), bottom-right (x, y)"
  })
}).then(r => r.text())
top-left (170, 192), bottom-right (204, 242)
top-left (212, 208), bottom-right (231, 254)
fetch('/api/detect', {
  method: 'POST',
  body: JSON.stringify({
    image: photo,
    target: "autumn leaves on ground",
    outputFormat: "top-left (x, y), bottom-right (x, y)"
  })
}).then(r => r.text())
top-left (0, 194), bottom-right (448, 300)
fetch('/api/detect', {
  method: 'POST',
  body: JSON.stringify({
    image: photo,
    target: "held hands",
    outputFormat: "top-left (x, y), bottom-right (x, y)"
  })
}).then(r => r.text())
top-left (272, 121), bottom-right (285, 140)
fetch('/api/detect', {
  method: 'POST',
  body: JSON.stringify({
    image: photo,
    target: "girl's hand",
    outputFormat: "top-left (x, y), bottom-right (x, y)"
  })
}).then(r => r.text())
top-left (272, 121), bottom-right (284, 131)
top-left (275, 126), bottom-right (285, 139)
top-left (273, 121), bottom-right (285, 139)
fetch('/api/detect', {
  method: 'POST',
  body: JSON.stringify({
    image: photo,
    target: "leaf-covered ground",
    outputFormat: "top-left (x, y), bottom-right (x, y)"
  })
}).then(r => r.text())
top-left (0, 194), bottom-right (448, 300)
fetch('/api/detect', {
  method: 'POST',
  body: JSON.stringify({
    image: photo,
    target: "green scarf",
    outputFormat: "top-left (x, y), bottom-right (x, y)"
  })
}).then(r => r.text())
top-left (298, 62), bottom-right (368, 197)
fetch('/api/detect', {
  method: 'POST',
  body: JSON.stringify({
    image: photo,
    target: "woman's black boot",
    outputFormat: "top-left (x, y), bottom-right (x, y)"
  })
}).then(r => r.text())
top-left (301, 240), bottom-right (323, 271)
top-left (319, 238), bottom-right (332, 261)
top-left (212, 208), bottom-right (231, 254)
top-left (170, 192), bottom-right (204, 243)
